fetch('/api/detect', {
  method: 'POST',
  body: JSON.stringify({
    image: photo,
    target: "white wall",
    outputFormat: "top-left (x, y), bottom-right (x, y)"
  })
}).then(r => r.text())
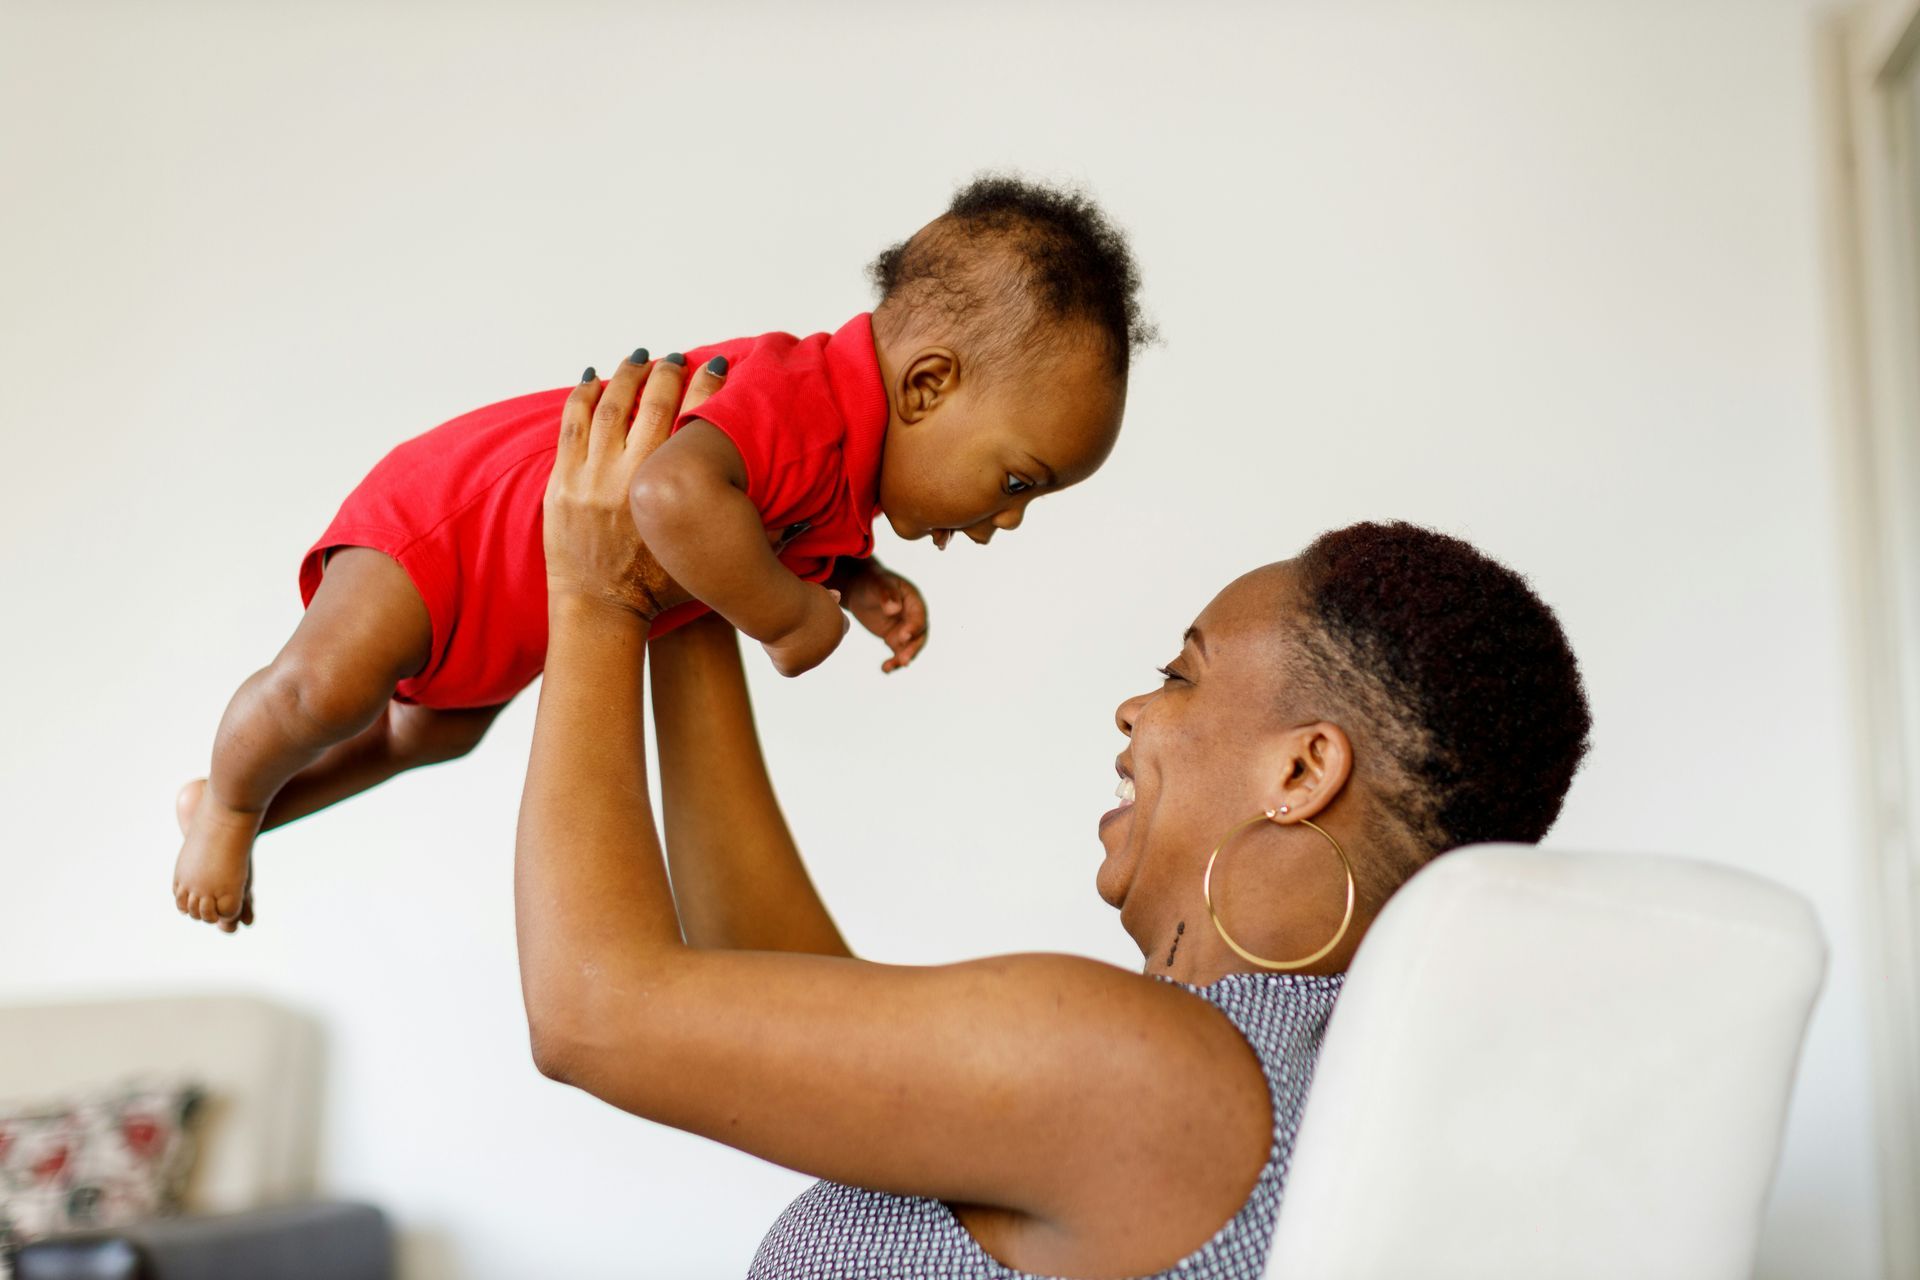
top-left (0, 2), bottom-right (1883, 1277)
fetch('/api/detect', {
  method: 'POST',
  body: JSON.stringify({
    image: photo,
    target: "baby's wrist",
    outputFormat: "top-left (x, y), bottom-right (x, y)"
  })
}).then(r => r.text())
top-left (824, 556), bottom-right (873, 592)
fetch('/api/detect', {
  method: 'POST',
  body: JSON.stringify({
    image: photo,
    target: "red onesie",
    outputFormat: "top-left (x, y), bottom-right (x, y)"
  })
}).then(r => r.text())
top-left (298, 313), bottom-right (888, 709)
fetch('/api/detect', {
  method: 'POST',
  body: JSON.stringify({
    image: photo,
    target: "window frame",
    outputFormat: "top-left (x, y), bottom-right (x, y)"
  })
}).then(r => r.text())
top-left (1826, 4), bottom-right (1920, 1276)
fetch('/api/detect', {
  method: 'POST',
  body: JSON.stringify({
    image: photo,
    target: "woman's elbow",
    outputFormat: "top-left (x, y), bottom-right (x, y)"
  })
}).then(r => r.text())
top-left (521, 957), bottom-right (684, 1092)
top-left (527, 1020), bottom-right (584, 1084)
top-left (523, 994), bottom-right (648, 1092)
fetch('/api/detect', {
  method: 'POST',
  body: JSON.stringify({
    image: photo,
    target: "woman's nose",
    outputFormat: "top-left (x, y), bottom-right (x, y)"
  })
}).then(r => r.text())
top-left (1115, 691), bottom-right (1148, 735)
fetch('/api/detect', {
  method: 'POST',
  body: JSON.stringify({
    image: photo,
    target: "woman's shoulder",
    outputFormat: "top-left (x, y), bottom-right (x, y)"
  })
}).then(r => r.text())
top-left (951, 952), bottom-right (1342, 1053)
top-left (968, 959), bottom-right (1347, 1274)
top-left (751, 955), bottom-right (1344, 1277)
top-left (1150, 970), bottom-right (1347, 1109)
top-left (1153, 969), bottom-right (1347, 1029)
top-left (940, 955), bottom-right (1305, 1159)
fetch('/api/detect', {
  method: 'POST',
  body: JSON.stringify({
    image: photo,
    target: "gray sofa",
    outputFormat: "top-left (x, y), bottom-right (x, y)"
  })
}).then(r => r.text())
top-left (2, 995), bottom-right (391, 1280)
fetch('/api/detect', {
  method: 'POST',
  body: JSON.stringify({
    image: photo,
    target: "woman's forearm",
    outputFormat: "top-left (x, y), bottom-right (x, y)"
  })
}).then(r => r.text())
top-left (649, 615), bottom-right (852, 957)
top-left (515, 596), bottom-right (682, 1051)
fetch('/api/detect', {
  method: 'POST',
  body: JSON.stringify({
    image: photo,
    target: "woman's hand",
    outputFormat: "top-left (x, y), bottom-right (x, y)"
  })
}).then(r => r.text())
top-left (542, 352), bottom-right (728, 618)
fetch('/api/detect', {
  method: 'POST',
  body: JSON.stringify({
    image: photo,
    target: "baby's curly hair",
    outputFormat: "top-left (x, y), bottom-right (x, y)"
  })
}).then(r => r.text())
top-left (868, 173), bottom-right (1155, 378)
top-left (1286, 522), bottom-right (1592, 905)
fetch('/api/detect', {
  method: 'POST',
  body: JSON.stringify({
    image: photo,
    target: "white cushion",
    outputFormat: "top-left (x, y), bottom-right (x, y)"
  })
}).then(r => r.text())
top-left (0, 995), bottom-right (322, 1214)
top-left (1265, 845), bottom-right (1825, 1280)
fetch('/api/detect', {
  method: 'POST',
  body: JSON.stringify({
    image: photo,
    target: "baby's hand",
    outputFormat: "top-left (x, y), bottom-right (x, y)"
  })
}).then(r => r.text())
top-left (762, 583), bottom-right (850, 678)
top-left (838, 559), bottom-right (929, 674)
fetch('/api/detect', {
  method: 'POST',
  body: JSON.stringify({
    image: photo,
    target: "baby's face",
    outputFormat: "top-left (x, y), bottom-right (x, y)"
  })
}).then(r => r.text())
top-left (879, 347), bottom-right (1125, 549)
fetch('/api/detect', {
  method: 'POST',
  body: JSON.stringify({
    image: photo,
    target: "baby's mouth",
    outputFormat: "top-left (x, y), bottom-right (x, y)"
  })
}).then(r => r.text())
top-left (931, 529), bottom-right (952, 551)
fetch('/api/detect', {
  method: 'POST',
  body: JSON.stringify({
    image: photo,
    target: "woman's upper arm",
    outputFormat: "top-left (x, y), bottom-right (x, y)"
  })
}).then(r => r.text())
top-left (540, 949), bottom-right (1272, 1239)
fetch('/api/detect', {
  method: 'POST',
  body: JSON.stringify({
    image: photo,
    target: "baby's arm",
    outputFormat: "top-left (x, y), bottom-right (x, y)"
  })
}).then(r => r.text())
top-left (827, 557), bottom-right (931, 673)
top-left (628, 422), bottom-right (846, 677)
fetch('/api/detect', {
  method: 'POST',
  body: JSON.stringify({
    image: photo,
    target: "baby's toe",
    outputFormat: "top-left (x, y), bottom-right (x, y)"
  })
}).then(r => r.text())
top-left (213, 890), bottom-right (243, 922)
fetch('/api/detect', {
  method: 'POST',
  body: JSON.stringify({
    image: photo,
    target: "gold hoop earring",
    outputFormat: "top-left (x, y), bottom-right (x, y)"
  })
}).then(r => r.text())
top-left (1202, 810), bottom-right (1356, 971)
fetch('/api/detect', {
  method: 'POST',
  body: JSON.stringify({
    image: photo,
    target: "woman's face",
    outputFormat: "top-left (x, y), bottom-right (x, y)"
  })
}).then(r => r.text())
top-left (1098, 561), bottom-right (1364, 974)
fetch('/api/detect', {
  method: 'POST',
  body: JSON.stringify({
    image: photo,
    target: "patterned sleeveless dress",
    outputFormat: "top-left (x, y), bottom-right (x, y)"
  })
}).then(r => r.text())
top-left (747, 970), bottom-right (1346, 1279)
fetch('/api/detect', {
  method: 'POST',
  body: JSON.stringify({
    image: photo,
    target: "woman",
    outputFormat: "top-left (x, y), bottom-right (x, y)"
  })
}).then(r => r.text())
top-left (518, 353), bottom-right (1591, 1277)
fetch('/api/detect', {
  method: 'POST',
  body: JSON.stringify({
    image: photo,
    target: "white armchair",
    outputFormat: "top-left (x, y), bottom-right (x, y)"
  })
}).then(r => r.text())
top-left (1266, 845), bottom-right (1826, 1280)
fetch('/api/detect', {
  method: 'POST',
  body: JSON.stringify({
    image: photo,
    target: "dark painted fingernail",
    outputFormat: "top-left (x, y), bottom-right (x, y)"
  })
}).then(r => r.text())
top-left (580, 366), bottom-right (596, 382)
top-left (663, 352), bottom-right (686, 366)
top-left (705, 355), bottom-right (729, 376)
top-left (629, 348), bottom-right (649, 365)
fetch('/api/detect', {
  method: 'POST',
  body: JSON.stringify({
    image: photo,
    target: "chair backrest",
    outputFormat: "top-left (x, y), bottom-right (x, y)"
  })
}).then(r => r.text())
top-left (1265, 845), bottom-right (1826, 1280)
top-left (0, 994), bottom-right (323, 1213)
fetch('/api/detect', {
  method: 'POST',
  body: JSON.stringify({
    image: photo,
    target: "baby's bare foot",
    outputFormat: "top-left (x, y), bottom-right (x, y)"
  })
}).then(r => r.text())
top-left (173, 786), bottom-right (259, 929)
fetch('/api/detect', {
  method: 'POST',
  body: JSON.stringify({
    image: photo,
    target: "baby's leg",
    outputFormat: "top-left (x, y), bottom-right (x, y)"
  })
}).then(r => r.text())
top-left (174, 548), bottom-right (431, 930)
top-left (174, 700), bottom-right (504, 836)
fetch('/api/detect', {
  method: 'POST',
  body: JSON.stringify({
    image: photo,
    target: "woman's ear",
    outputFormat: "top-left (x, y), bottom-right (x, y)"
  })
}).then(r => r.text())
top-left (1268, 721), bottom-right (1354, 821)
top-left (896, 347), bottom-right (959, 424)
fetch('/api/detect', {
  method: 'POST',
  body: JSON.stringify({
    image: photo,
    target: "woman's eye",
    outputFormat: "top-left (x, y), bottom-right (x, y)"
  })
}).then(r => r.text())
top-left (1004, 474), bottom-right (1034, 495)
top-left (1156, 664), bottom-right (1186, 684)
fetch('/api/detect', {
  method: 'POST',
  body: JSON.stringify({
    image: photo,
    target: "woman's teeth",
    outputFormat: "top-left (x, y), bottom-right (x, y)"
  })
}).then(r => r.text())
top-left (1113, 777), bottom-right (1136, 804)
top-left (932, 530), bottom-right (952, 550)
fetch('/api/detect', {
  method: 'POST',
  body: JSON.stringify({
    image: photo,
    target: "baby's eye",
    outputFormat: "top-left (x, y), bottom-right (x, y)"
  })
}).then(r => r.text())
top-left (1004, 474), bottom-right (1034, 496)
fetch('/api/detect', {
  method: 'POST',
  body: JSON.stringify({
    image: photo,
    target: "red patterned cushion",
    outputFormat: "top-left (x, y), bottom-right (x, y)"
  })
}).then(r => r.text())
top-left (0, 1081), bottom-right (203, 1275)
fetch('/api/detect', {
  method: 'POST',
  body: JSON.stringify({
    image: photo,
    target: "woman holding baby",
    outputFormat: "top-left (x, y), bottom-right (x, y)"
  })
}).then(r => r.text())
top-left (515, 347), bottom-right (1591, 1277)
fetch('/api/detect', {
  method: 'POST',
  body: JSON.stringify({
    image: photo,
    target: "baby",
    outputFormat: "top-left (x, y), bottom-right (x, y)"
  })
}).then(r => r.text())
top-left (173, 175), bottom-right (1151, 930)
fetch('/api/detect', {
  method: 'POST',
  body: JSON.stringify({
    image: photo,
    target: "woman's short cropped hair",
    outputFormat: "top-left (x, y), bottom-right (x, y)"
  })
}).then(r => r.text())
top-left (1287, 521), bottom-right (1592, 901)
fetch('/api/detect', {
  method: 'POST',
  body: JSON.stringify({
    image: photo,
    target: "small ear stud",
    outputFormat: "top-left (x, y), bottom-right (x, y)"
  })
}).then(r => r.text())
top-left (1278, 805), bottom-right (1291, 815)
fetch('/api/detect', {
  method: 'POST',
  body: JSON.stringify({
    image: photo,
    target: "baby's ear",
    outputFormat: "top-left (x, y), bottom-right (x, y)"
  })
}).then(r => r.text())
top-left (898, 347), bottom-right (959, 423)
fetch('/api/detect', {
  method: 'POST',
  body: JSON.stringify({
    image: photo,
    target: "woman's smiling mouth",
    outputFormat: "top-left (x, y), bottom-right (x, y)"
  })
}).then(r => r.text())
top-left (1100, 764), bottom-right (1136, 830)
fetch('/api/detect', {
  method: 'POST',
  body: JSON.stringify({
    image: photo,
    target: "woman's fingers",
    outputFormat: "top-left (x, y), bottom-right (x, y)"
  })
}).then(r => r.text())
top-left (588, 350), bottom-right (653, 464)
top-left (558, 367), bottom-right (603, 468)
top-left (680, 354), bottom-right (729, 418)
top-left (625, 353), bottom-right (689, 462)
top-left (625, 353), bottom-right (730, 465)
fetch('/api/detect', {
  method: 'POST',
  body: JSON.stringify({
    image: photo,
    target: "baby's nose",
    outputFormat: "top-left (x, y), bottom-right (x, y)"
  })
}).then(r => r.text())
top-left (992, 505), bottom-right (1025, 532)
